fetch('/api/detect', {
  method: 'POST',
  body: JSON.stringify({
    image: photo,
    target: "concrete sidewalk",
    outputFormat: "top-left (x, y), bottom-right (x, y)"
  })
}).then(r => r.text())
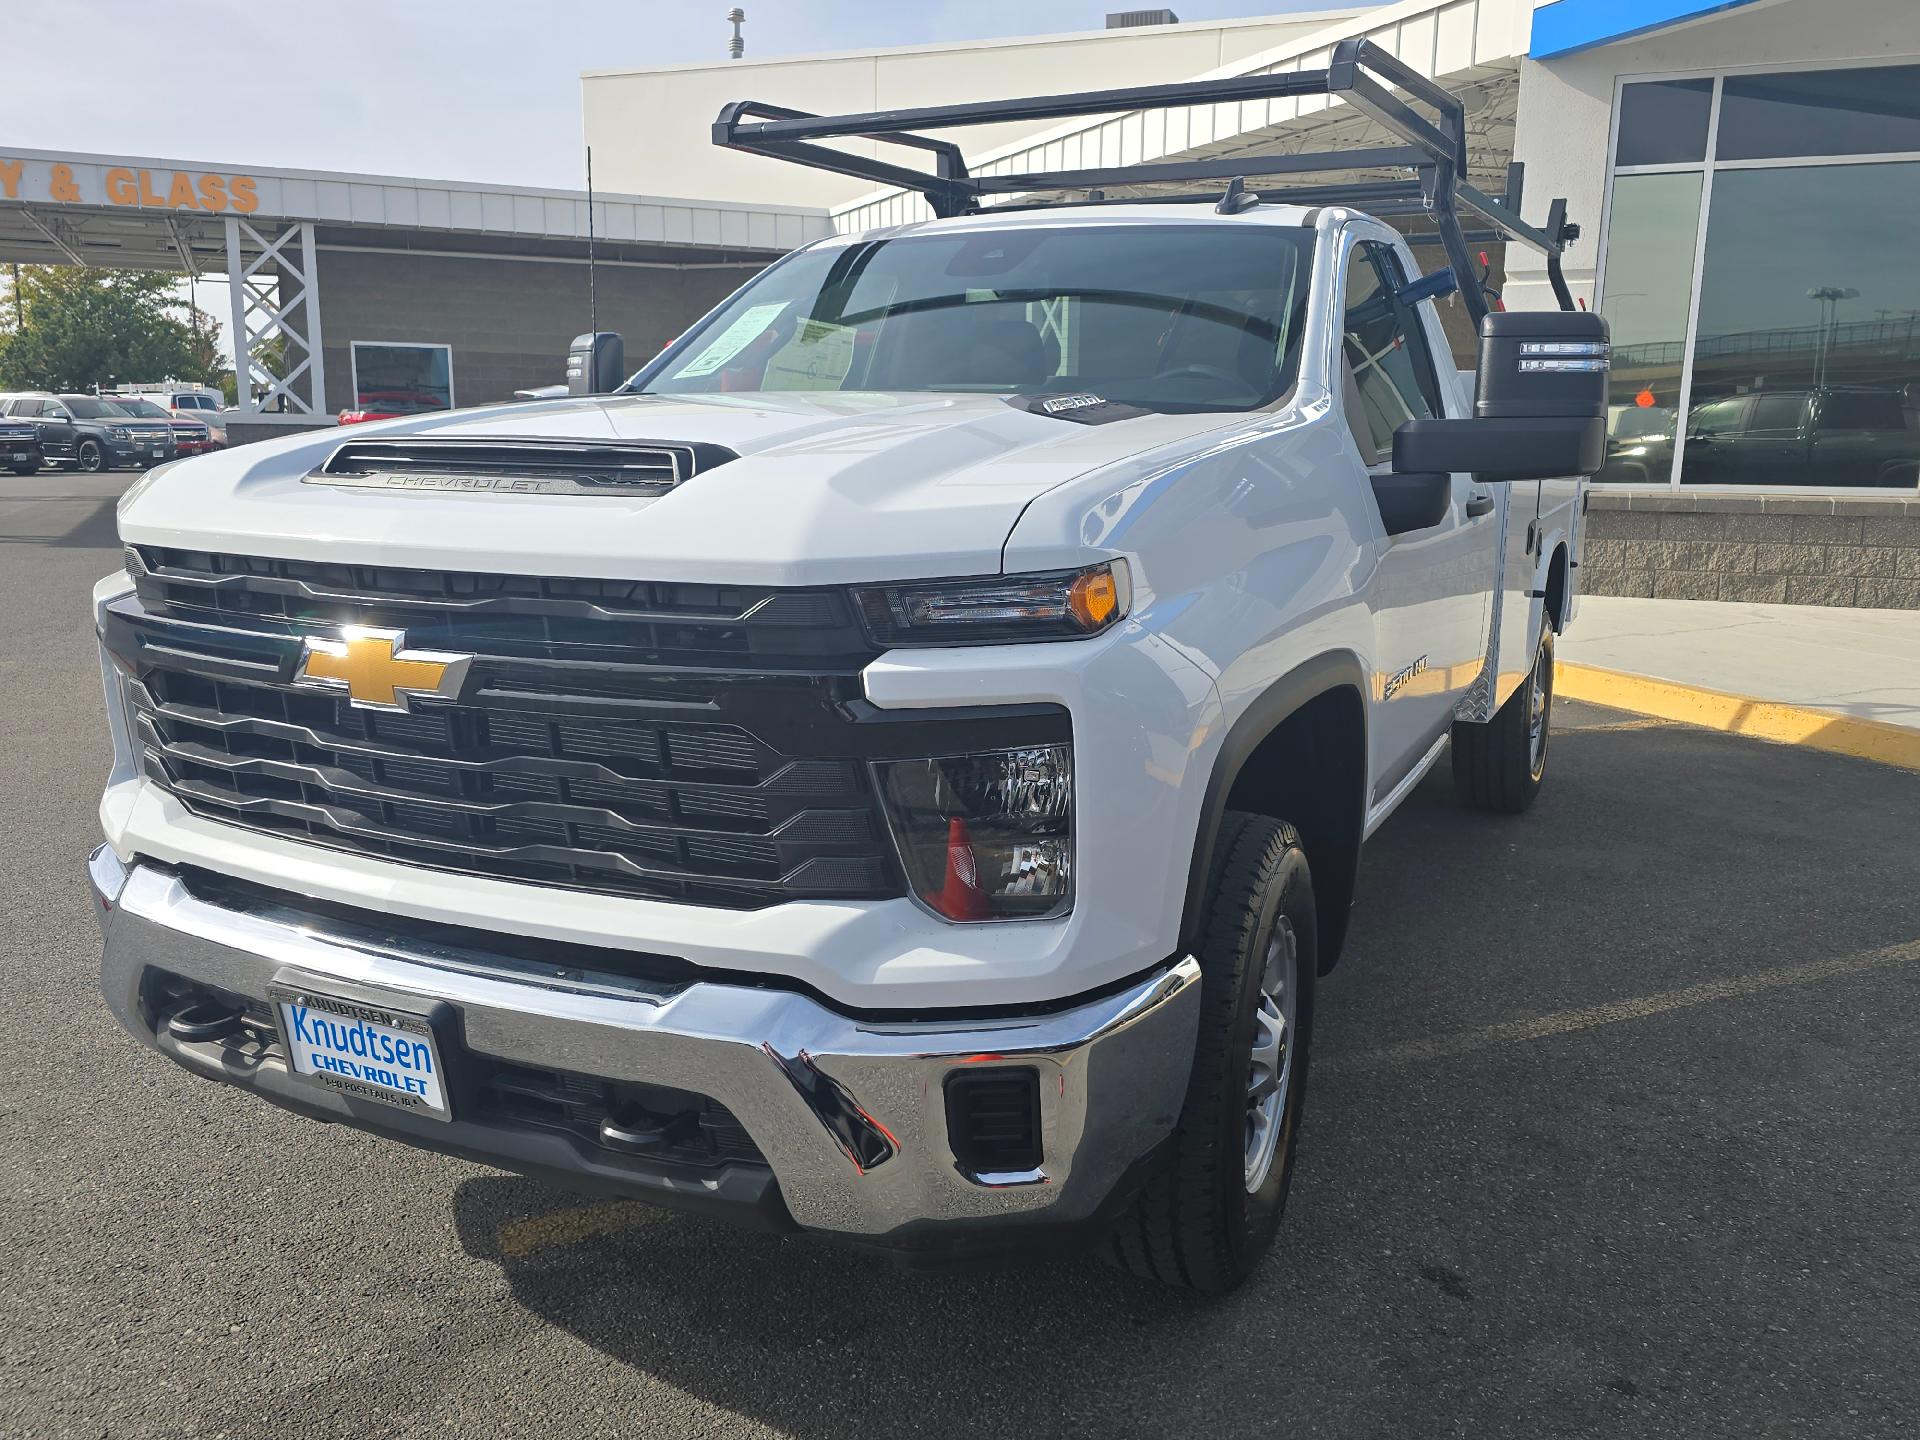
top-left (1561, 596), bottom-right (1920, 731)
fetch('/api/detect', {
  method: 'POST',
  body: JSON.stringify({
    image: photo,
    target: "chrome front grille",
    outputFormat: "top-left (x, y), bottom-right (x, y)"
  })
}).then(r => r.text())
top-left (110, 547), bottom-right (903, 910)
top-left (126, 545), bottom-right (847, 655)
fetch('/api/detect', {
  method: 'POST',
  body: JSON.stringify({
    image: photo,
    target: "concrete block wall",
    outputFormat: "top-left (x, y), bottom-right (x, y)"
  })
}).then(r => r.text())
top-left (1583, 492), bottom-right (1920, 610)
top-left (314, 248), bottom-right (759, 414)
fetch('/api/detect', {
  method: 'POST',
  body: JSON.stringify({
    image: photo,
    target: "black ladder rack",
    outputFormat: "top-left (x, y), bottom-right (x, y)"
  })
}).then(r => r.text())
top-left (713, 37), bottom-right (1578, 326)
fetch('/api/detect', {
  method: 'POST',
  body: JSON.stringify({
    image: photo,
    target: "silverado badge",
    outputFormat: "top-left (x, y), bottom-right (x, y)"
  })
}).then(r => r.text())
top-left (293, 627), bottom-right (472, 712)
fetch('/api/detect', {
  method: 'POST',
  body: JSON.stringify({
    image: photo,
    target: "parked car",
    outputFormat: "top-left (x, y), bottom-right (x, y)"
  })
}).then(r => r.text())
top-left (0, 393), bottom-right (80, 469)
top-left (1599, 402), bottom-right (1676, 485)
top-left (90, 45), bottom-right (1608, 1293)
top-left (107, 396), bottom-right (219, 457)
top-left (0, 394), bottom-right (175, 472)
top-left (339, 389), bottom-right (450, 425)
top-left (109, 387), bottom-right (230, 448)
top-left (0, 412), bottom-right (44, 475)
top-left (1681, 385), bottom-right (1920, 487)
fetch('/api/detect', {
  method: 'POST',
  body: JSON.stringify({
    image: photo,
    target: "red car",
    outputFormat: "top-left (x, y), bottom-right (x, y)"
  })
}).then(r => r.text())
top-left (338, 389), bottom-right (449, 425)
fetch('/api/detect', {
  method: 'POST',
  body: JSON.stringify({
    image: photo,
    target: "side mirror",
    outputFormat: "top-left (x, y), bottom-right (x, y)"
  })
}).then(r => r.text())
top-left (1393, 311), bottom-right (1609, 482)
top-left (566, 331), bottom-right (627, 396)
top-left (1371, 470), bottom-right (1451, 536)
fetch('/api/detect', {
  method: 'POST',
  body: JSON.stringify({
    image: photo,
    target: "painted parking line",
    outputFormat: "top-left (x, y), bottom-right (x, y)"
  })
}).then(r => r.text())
top-left (1335, 937), bottom-right (1920, 1073)
top-left (494, 940), bottom-right (1920, 1256)
top-left (1556, 662), bottom-right (1920, 772)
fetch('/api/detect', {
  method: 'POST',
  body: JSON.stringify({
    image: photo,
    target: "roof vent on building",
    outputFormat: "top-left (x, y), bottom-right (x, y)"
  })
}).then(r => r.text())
top-left (1107, 8), bottom-right (1180, 27)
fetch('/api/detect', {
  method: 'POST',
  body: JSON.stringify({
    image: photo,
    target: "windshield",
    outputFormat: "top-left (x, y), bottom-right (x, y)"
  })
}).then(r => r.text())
top-left (634, 223), bottom-right (1315, 414)
top-left (62, 397), bottom-right (130, 419)
top-left (112, 398), bottom-right (168, 418)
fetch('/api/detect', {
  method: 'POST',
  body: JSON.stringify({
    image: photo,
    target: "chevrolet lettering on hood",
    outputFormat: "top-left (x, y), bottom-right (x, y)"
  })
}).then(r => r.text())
top-left (302, 437), bottom-right (719, 497)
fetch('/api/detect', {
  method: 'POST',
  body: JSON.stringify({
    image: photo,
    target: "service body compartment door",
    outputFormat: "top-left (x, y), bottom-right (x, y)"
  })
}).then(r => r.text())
top-left (1537, 473), bottom-right (1584, 624)
top-left (1493, 481), bottom-right (1543, 707)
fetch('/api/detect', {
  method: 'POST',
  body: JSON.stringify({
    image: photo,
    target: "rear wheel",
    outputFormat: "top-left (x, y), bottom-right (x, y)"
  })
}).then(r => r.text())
top-left (1452, 623), bottom-right (1555, 813)
top-left (1108, 812), bottom-right (1316, 1294)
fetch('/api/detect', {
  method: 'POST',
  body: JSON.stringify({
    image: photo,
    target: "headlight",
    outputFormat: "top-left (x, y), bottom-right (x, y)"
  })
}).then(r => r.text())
top-left (117, 458), bottom-right (182, 517)
top-left (853, 561), bottom-right (1129, 646)
top-left (874, 745), bottom-right (1073, 922)
top-left (106, 425), bottom-right (131, 441)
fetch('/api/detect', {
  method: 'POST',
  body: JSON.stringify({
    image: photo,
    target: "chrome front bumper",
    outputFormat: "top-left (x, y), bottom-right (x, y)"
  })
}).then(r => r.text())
top-left (90, 848), bottom-right (1202, 1242)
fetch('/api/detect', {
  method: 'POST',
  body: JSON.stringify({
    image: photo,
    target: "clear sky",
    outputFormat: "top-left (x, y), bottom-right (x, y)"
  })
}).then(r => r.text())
top-left (1, 0), bottom-right (1353, 190)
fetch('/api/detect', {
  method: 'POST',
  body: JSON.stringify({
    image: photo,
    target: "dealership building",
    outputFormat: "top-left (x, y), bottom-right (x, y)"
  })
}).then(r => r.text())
top-left (0, 151), bottom-right (828, 442)
top-left (3, 0), bottom-right (1914, 604)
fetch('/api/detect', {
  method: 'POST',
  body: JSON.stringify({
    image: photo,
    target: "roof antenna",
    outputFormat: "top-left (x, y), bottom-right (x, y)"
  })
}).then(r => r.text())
top-left (1216, 176), bottom-right (1260, 214)
top-left (727, 7), bottom-right (746, 59)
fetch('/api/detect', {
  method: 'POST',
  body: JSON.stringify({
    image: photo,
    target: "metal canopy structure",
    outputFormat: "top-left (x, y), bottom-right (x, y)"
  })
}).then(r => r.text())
top-left (715, 37), bottom-right (1577, 326)
top-left (0, 149), bottom-right (829, 421)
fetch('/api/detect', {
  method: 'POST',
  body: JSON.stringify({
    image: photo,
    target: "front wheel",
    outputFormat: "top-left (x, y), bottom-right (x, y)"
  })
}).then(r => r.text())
top-left (1108, 812), bottom-right (1316, 1294)
top-left (76, 439), bottom-right (108, 473)
top-left (1452, 623), bottom-right (1555, 813)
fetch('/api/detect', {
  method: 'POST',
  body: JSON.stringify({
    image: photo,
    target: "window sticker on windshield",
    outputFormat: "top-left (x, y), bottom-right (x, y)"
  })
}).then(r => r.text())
top-left (675, 301), bottom-right (791, 378)
top-left (762, 319), bottom-right (856, 391)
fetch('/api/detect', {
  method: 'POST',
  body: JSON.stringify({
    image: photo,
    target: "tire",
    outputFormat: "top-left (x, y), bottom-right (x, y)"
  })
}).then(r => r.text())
top-left (76, 439), bottom-right (108, 473)
top-left (1451, 622), bottom-right (1555, 813)
top-left (9, 459), bottom-right (35, 476)
top-left (1108, 811), bottom-right (1316, 1294)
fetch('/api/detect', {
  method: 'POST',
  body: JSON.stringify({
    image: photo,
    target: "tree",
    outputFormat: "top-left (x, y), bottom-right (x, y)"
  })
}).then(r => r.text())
top-left (0, 267), bottom-right (223, 392)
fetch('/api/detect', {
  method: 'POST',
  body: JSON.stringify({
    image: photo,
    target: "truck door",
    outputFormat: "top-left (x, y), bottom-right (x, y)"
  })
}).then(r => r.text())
top-left (1810, 387), bottom-right (1915, 488)
top-left (1337, 236), bottom-right (1497, 802)
top-left (1678, 394), bottom-right (1751, 485)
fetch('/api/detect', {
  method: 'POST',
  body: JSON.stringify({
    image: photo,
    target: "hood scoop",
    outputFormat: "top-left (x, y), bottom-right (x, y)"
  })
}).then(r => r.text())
top-left (303, 436), bottom-right (738, 498)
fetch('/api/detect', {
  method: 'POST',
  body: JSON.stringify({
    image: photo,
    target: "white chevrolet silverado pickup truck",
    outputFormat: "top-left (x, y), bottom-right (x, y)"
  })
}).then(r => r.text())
top-left (89, 43), bottom-right (1609, 1292)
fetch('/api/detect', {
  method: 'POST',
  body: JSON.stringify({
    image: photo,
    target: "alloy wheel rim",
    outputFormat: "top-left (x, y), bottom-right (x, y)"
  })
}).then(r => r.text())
top-left (1244, 915), bottom-right (1298, 1193)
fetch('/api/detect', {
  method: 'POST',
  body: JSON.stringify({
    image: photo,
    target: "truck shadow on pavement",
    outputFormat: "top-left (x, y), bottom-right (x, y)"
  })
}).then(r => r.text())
top-left (0, 494), bottom-right (121, 549)
top-left (450, 1170), bottom-right (1213, 1435)
top-left (441, 711), bottom-right (1920, 1438)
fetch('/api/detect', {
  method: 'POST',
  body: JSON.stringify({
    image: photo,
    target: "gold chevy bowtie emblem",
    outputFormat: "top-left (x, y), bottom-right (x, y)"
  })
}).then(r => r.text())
top-left (293, 627), bottom-right (472, 712)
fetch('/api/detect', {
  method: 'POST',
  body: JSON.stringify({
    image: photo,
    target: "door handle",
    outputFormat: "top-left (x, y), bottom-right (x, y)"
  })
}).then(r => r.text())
top-left (1464, 493), bottom-right (1495, 517)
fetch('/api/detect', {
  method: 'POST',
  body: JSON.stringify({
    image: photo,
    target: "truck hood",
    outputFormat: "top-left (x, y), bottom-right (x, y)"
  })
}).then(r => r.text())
top-left (117, 391), bottom-right (1239, 586)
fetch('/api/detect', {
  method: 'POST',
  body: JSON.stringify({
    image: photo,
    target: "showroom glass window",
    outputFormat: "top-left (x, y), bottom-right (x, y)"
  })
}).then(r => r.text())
top-left (1597, 63), bottom-right (1920, 489)
top-left (350, 342), bottom-right (455, 416)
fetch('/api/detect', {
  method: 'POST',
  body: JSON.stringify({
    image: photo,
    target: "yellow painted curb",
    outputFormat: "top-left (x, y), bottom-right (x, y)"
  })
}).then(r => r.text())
top-left (1555, 661), bottom-right (1920, 773)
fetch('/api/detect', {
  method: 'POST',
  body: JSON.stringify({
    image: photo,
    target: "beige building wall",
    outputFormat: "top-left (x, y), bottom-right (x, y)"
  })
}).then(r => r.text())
top-left (581, 11), bottom-right (1369, 211)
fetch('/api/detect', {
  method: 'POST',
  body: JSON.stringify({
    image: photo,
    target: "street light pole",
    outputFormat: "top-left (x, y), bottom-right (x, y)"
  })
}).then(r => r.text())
top-left (1806, 284), bottom-right (1859, 390)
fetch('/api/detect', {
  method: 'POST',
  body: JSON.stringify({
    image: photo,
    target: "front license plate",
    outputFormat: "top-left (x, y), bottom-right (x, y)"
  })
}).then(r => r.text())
top-left (273, 985), bottom-right (451, 1120)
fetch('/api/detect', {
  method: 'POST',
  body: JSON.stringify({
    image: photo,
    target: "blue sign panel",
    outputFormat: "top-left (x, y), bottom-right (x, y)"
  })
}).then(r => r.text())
top-left (1530, 0), bottom-right (1766, 59)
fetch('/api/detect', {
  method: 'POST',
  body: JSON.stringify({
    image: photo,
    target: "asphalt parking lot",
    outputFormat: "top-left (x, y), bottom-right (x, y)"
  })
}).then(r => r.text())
top-left (3, 470), bottom-right (1917, 1440)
